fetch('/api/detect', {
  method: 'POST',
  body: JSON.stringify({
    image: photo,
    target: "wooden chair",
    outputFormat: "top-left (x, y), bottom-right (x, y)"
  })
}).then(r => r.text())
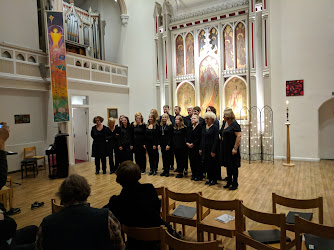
top-left (24, 146), bottom-right (46, 169)
top-left (165, 188), bottom-right (201, 236)
top-left (160, 226), bottom-right (223, 250)
top-left (0, 186), bottom-right (12, 210)
top-left (155, 186), bottom-right (166, 221)
top-left (236, 202), bottom-right (295, 250)
top-left (6, 176), bottom-right (13, 199)
top-left (51, 199), bottom-right (64, 214)
top-left (272, 193), bottom-right (323, 231)
top-left (197, 196), bottom-right (241, 242)
top-left (121, 224), bottom-right (161, 242)
top-left (295, 215), bottom-right (334, 250)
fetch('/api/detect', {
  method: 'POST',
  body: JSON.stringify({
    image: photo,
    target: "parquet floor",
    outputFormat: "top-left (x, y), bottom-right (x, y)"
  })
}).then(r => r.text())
top-left (6, 158), bottom-right (334, 250)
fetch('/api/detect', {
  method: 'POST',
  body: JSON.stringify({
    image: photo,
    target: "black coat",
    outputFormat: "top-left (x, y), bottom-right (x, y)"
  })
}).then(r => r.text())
top-left (91, 125), bottom-right (107, 157)
top-left (117, 126), bottom-right (132, 148)
top-left (104, 183), bottom-right (162, 227)
top-left (105, 127), bottom-right (116, 152)
top-left (201, 124), bottom-right (219, 159)
top-left (186, 124), bottom-right (202, 151)
top-left (184, 115), bottom-right (192, 127)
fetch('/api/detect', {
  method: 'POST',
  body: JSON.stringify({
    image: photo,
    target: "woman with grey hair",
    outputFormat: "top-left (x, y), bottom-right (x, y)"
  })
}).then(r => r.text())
top-left (200, 111), bottom-right (220, 185)
top-left (220, 108), bottom-right (242, 190)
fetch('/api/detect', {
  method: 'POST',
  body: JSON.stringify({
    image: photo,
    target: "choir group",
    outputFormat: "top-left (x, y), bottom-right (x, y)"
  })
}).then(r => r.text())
top-left (91, 105), bottom-right (242, 190)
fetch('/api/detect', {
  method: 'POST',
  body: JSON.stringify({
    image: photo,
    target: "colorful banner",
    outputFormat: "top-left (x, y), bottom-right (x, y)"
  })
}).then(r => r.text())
top-left (47, 11), bottom-right (69, 122)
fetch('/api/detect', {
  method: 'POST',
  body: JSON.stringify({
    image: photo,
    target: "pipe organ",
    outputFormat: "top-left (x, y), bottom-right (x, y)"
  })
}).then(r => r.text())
top-left (63, 1), bottom-right (101, 59)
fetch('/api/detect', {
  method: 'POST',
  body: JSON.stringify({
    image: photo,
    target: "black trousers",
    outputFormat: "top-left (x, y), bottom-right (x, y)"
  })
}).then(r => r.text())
top-left (10, 225), bottom-right (38, 250)
top-left (119, 145), bottom-right (133, 164)
top-left (147, 146), bottom-right (159, 171)
top-left (161, 145), bottom-right (171, 173)
top-left (174, 148), bottom-right (188, 173)
top-left (226, 166), bottom-right (239, 185)
top-left (114, 147), bottom-right (120, 169)
top-left (170, 148), bottom-right (175, 168)
top-left (204, 153), bottom-right (219, 181)
top-left (95, 156), bottom-right (106, 172)
top-left (134, 145), bottom-right (146, 172)
top-left (189, 148), bottom-right (201, 178)
top-left (107, 145), bottom-right (115, 172)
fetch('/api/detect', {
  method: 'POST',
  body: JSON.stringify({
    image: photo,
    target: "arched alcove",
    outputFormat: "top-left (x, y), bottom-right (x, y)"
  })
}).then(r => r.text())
top-left (224, 76), bottom-right (247, 119)
top-left (176, 82), bottom-right (195, 117)
top-left (318, 97), bottom-right (334, 159)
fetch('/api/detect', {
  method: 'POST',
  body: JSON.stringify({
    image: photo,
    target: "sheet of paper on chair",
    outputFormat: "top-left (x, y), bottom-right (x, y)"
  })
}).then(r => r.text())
top-left (215, 214), bottom-right (235, 223)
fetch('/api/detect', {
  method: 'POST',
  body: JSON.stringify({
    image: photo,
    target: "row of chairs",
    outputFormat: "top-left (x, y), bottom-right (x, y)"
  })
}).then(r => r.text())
top-left (51, 188), bottom-right (333, 249)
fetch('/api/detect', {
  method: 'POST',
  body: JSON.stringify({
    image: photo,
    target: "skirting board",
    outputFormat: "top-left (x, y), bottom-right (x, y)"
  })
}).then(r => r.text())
top-left (275, 156), bottom-right (320, 162)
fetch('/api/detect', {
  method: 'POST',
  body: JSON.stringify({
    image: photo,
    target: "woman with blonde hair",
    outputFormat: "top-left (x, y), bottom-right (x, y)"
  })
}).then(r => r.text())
top-left (146, 113), bottom-right (159, 175)
top-left (159, 113), bottom-right (173, 177)
top-left (173, 115), bottom-right (188, 178)
top-left (220, 108), bottom-right (241, 190)
top-left (106, 118), bottom-right (117, 174)
top-left (131, 112), bottom-right (147, 174)
top-left (200, 111), bottom-right (219, 185)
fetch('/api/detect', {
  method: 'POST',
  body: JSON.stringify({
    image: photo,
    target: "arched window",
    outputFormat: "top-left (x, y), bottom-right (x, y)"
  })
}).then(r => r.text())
top-left (223, 25), bottom-right (234, 70)
top-left (199, 56), bottom-right (219, 117)
top-left (2, 51), bottom-right (12, 58)
top-left (76, 61), bottom-right (81, 67)
top-left (235, 22), bottom-right (246, 69)
top-left (175, 35), bottom-right (184, 76)
top-left (185, 33), bottom-right (194, 75)
top-left (177, 82), bottom-right (195, 117)
top-left (28, 56), bottom-right (36, 63)
top-left (16, 54), bottom-right (25, 61)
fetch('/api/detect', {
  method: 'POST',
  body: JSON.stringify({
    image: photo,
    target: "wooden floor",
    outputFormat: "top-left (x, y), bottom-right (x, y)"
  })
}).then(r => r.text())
top-left (6, 158), bottom-right (334, 250)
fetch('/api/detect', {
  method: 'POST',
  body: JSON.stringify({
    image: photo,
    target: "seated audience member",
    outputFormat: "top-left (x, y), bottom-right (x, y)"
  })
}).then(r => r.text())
top-left (36, 174), bottom-right (124, 250)
top-left (0, 122), bottom-right (38, 250)
top-left (105, 161), bottom-right (176, 249)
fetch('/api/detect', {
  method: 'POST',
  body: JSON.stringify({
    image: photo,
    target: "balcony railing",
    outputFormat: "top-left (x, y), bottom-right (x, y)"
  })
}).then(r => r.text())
top-left (0, 43), bottom-right (128, 89)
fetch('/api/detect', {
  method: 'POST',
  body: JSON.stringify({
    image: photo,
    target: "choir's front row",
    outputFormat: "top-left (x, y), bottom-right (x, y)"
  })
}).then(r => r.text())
top-left (91, 106), bottom-right (242, 190)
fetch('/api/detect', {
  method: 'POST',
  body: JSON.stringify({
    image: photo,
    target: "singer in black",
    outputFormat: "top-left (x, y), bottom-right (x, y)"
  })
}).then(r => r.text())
top-left (146, 113), bottom-right (159, 175)
top-left (114, 115), bottom-right (124, 169)
top-left (220, 108), bottom-right (242, 190)
top-left (91, 116), bottom-right (107, 174)
top-left (106, 118), bottom-right (117, 174)
top-left (173, 115), bottom-right (188, 178)
top-left (159, 114), bottom-right (173, 177)
top-left (131, 112), bottom-right (147, 174)
top-left (186, 115), bottom-right (202, 181)
top-left (200, 112), bottom-right (219, 185)
top-left (118, 116), bottom-right (133, 163)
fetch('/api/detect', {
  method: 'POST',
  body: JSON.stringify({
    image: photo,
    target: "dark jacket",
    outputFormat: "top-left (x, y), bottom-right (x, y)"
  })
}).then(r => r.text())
top-left (158, 124), bottom-right (173, 147)
top-left (117, 126), bottom-right (132, 148)
top-left (172, 127), bottom-right (187, 150)
top-left (201, 124), bottom-right (219, 159)
top-left (146, 125), bottom-right (159, 147)
top-left (40, 205), bottom-right (112, 250)
top-left (186, 124), bottom-right (202, 150)
top-left (91, 125), bottom-right (107, 157)
top-left (131, 123), bottom-right (146, 148)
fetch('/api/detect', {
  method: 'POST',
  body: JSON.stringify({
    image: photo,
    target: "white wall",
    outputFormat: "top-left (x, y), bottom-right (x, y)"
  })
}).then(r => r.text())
top-left (119, 0), bottom-right (157, 120)
top-left (270, 0), bottom-right (334, 160)
top-left (67, 84), bottom-right (129, 165)
top-left (0, 89), bottom-right (57, 171)
top-left (319, 98), bottom-right (334, 159)
top-left (0, 0), bottom-right (40, 50)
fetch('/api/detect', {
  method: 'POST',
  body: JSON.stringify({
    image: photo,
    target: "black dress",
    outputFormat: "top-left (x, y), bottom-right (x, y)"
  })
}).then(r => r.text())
top-left (158, 124), bottom-right (173, 174)
top-left (146, 124), bottom-right (159, 172)
top-left (105, 127), bottom-right (117, 173)
top-left (220, 120), bottom-right (241, 186)
top-left (91, 125), bottom-right (107, 173)
top-left (186, 123), bottom-right (202, 179)
top-left (132, 123), bottom-right (147, 172)
top-left (173, 127), bottom-right (188, 174)
top-left (117, 126), bottom-right (133, 163)
top-left (201, 124), bottom-right (219, 183)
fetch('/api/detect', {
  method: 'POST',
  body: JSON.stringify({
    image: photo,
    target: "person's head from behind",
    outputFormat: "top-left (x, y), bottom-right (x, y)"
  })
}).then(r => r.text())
top-left (116, 161), bottom-right (141, 187)
top-left (57, 174), bottom-right (91, 207)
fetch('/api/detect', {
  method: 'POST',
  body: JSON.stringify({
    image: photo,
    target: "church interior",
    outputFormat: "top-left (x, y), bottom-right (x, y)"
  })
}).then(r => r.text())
top-left (0, 0), bottom-right (333, 249)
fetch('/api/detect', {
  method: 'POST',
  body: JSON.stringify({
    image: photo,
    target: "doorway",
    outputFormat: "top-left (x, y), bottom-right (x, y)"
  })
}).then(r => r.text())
top-left (72, 107), bottom-right (89, 164)
top-left (319, 98), bottom-right (334, 159)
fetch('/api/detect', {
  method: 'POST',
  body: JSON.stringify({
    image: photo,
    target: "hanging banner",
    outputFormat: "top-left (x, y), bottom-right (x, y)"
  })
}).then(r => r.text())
top-left (46, 11), bottom-right (69, 122)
